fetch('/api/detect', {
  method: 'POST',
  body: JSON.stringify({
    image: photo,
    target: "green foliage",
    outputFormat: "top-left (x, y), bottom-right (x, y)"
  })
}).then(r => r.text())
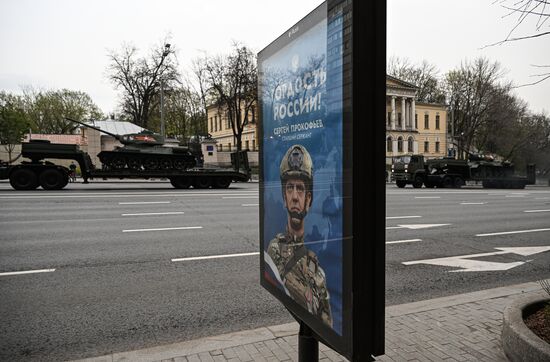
top-left (0, 92), bottom-right (30, 162)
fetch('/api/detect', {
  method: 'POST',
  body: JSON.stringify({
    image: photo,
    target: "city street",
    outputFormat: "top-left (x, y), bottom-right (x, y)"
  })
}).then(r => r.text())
top-left (1, 181), bottom-right (549, 361)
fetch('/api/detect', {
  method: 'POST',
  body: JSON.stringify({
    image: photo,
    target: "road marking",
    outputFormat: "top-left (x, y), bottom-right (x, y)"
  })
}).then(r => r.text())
top-left (121, 212), bottom-right (185, 216)
top-left (172, 252), bottom-right (259, 262)
top-left (386, 216), bottom-right (422, 220)
top-left (403, 246), bottom-right (550, 272)
top-left (386, 224), bottom-right (450, 230)
top-left (476, 228), bottom-right (550, 237)
top-left (222, 196), bottom-right (259, 199)
top-left (242, 204), bottom-right (259, 207)
top-left (535, 197), bottom-right (550, 200)
top-left (506, 195), bottom-right (527, 198)
top-left (123, 226), bottom-right (203, 233)
top-left (524, 209), bottom-right (550, 213)
top-left (0, 269), bottom-right (56, 277)
top-left (0, 192), bottom-right (258, 200)
top-left (460, 202), bottom-right (486, 205)
top-left (119, 201), bottom-right (171, 205)
top-left (414, 196), bottom-right (441, 199)
top-left (386, 239), bottom-right (421, 244)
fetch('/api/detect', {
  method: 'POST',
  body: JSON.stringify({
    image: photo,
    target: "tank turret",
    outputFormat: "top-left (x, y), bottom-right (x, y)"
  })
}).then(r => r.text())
top-left (66, 117), bottom-right (197, 171)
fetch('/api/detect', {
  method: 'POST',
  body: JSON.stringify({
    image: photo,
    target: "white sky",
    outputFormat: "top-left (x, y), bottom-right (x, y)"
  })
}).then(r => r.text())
top-left (0, 0), bottom-right (548, 114)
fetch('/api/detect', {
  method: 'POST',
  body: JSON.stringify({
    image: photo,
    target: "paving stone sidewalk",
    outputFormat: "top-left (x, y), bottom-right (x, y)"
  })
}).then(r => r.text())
top-left (77, 281), bottom-right (546, 362)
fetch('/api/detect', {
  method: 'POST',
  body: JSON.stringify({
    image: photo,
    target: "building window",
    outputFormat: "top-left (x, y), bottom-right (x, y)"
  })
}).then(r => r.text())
top-left (424, 114), bottom-right (429, 129)
top-left (435, 141), bottom-right (440, 153)
top-left (435, 114), bottom-right (440, 130)
top-left (387, 136), bottom-right (393, 152)
top-left (218, 144), bottom-right (223, 152)
top-left (387, 112), bottom-right (391, 127)
top-left (252, 139), bottom-right (256, 151)
top-left (415, 114), bottom-right (418, 129)
top-left (398, 113), bottom-right (402, 128)
top-left (408, 137), bottom-right (414, 152)
top-left (245, 140), bottom-right (250, 150)
top-left (228, 143), bottom-right (232, 152)
top-left (214, 116), bottom-right (218, 132)
top-left (397, 137), bottom-right (403, 152)
top-left (424, 141), bottom-right (429, 153)
top-left (210, 117), bottom-right (213, 133)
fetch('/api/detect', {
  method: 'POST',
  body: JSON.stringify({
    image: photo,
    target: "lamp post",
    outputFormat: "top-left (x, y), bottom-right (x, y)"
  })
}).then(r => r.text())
top-left (160, 43), bottom-right (171, 138)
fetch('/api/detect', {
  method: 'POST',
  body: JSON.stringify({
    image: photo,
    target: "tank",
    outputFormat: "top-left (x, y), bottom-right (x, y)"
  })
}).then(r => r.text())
top-left (67, 118), bottom-right (197, 171)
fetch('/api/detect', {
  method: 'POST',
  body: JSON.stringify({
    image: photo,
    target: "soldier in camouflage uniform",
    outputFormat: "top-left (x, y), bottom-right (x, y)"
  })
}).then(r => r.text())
top-left (266, 145), bottom-right (333, 327)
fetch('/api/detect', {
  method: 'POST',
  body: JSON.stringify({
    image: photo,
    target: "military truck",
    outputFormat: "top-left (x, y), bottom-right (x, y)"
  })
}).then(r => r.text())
top-left (391, 154), bottom-right (535, 189)
top-left (1, 139), bottom-right (250, 190)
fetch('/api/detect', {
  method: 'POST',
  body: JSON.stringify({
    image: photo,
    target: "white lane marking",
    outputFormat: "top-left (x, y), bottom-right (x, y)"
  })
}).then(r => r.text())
top-left (403, 246), bottom-right (550, 272)
top-left (386, 224), bottom-right (450, 230)
top-left (460, 202), bottom-right (486, 205)
top-left (0, 192), bottom-right (258, 200)
top-left (524, 209), bottom-right (550, 213)
top-left (0, 269), bottom-right (56, 277)
top-left (121, 212), bottom-right (185, 216)
top-left (414, 196), bottom-right (441, 199)
top-left (386, 216), bottom-right (422, 220)
top-left (476, 228), bottom-right (550, 237)
top-left (242, 204), bottom-right (259, 207)
top-left (506, 195), bottom-right (527, 198)
top-left (123, 226), bottom-right (202, 233)
top-left (386, 239), bottom-right (421, 244)
top-left (172, 252), bottom-right (259, 262)
top-left (119, 201), bottom-right (171, 205)
top-left (222, 196), bottom-right (259, 199)
top-left (535, 197), bottom-right (550, 200)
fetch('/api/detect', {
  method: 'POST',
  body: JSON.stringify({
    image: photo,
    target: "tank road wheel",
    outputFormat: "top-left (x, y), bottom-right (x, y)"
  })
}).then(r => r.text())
top-left (143, 157), bottom-right (159, 170)
top-left (193, 176), bottom-right (212, 189)
top-left (424, 181), bottom-right (435, 188)
top-left (39, 169), bottom-right (67, 190)
top-left (127, 158), bottom-right (141, 170)
top-left (159, 158), bottom-right (172, 170)
top-left (170, 176), bottom-right (192, 189)
top-left (396, 180), bottom-right (407, 188)
top-left (173, 159), bottom-right (187, 170)
top-left (213, 177), bottom-right (232, 189)
top-left (453, 176), bottom-right (465, 188)
top-left (442, 176), bottom-right (454, 188)
top-left (412, 175), bottom-right (424, 188)
top-left (9, 168), bottom-right (39, 190)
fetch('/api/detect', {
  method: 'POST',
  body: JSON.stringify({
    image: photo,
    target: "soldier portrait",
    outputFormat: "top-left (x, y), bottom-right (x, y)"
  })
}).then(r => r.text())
top-left (264, 144), bottom-right (333, 328)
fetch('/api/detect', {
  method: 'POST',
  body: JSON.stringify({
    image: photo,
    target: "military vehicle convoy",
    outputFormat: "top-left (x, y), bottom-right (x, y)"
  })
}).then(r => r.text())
top-left (391, 154), bottom-right (535, 189)
top-left (2, 134), bottom-right (250, 191)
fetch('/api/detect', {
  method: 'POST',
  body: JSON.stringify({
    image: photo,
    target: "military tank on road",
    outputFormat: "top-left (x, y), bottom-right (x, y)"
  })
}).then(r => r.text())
top-left (67, 118), bottom-right (197, 171)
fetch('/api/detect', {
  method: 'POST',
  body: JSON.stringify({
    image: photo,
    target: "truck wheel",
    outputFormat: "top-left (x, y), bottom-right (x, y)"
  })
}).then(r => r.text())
top-left (193, 176), bottom-right (212, 189)
top-left (10, 168), bottom-right (39, 190)
top-left (170, 177), bottom-right (191, 189)
top-left (453, 177), bottom-right (464, 188)
top-left (442, 176), bottom-right (454, 188)
top-left (413, 176), bottom-right (424, 188)
top-left (396, 180), bottom-right (407, 188)
top-left (213, 177), bottom-right (231, 189)
top-left (39, 169), bottom-right (67, 190)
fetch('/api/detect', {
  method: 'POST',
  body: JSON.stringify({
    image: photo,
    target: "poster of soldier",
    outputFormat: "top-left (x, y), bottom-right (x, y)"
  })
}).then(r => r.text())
top-left (259, 2), bottom-right (345, 337)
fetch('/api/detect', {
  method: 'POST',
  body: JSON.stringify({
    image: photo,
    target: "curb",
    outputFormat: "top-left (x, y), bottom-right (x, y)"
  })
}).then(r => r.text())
top-left (502, 294), bottom-right (550, 362)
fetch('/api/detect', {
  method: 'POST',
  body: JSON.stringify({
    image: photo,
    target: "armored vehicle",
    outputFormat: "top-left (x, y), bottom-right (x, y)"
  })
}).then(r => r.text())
top-left (67, 118), bottom-right (197, 171)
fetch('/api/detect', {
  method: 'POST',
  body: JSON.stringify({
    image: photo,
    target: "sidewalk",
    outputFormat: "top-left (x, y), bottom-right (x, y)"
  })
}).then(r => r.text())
top-left (76, 282), bottom-right (545, 362)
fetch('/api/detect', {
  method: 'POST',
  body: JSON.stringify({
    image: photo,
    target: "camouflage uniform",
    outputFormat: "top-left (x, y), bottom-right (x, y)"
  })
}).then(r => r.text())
top-left (266, 144), bottom-right (332, 327)
top-left (267, 233), bottom-right (333, 327)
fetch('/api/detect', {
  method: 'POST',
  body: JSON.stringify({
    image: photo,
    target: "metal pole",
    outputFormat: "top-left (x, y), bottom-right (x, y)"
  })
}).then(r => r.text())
top-left (298, 322), bottom-right (318, 362)
top-left (160, 79), bottom-right (165, 137)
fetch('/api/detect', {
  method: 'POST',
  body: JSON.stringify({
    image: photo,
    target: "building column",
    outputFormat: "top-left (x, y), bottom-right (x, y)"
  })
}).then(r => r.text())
top-left (401, 97), bottom-right (406, 130)
top-left (392, 139), bottom-right (398, 154)
top-left (413, 141), bottom-right (418, 154)
top-left (411, 99), bottom-right (416, 131)
top-left (391, 96), bottom-right (396, 130)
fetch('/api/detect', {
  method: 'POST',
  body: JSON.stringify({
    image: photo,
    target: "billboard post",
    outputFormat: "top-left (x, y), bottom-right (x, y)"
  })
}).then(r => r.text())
top-left (258, 1), bottom-right (386, 360)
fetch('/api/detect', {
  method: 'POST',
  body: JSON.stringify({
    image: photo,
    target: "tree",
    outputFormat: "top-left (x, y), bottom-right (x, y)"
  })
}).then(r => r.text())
top-left (0, 93), bottom-right (29, 163)
top-left (202, 43), bottom-right (258, 151)
top-left (107, 43), bottom-right (179, 129)
top-left (387, 56), bottom-right (446, 103)
top-left (22, 89), bottom-right (103, 134)
top-left (444, 58), bottom-right (512, 159)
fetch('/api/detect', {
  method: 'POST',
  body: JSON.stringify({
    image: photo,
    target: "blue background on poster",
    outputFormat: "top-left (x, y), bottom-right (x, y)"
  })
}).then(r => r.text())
top-left (261, 17), bottom-right (343, 335)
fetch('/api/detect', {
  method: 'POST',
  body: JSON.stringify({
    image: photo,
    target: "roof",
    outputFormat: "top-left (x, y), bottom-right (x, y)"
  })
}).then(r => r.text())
top-left (23, 134), bottom-right (87, 145)
top-left (85, 120), bottom-right (145, 135)
top-left (386, 75), bottom-right (418, 89)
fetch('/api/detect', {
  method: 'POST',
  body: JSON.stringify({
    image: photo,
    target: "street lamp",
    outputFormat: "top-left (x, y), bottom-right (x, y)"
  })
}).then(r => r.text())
top-left (160, 43), bottom-right (171, 138)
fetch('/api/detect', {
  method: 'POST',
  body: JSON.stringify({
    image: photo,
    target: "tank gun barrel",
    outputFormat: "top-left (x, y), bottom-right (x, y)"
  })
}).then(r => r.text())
top-left (65, 117), bottom-right (121, 140)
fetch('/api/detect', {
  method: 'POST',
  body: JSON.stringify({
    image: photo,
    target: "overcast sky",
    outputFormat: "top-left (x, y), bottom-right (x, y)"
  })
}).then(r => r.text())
top-left (0, 0), bottom-right (548, 114)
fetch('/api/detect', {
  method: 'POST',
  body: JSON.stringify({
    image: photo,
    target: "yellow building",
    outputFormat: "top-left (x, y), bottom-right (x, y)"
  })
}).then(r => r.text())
top-left (206, 104), bottom-right (258, 152)
top-left (386, 75), bottom-right (447, 160)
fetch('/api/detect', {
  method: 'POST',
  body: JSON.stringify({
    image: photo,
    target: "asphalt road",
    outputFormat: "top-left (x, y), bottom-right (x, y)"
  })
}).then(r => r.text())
top-left (0, 180), bottom-right (549, 361)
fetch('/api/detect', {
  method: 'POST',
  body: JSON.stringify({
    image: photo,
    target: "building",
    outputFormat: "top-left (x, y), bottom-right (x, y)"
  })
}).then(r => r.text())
top-left (386, 75), bottom-right (447, 162)
top-left (206, 104), bottom-right (258, 152)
